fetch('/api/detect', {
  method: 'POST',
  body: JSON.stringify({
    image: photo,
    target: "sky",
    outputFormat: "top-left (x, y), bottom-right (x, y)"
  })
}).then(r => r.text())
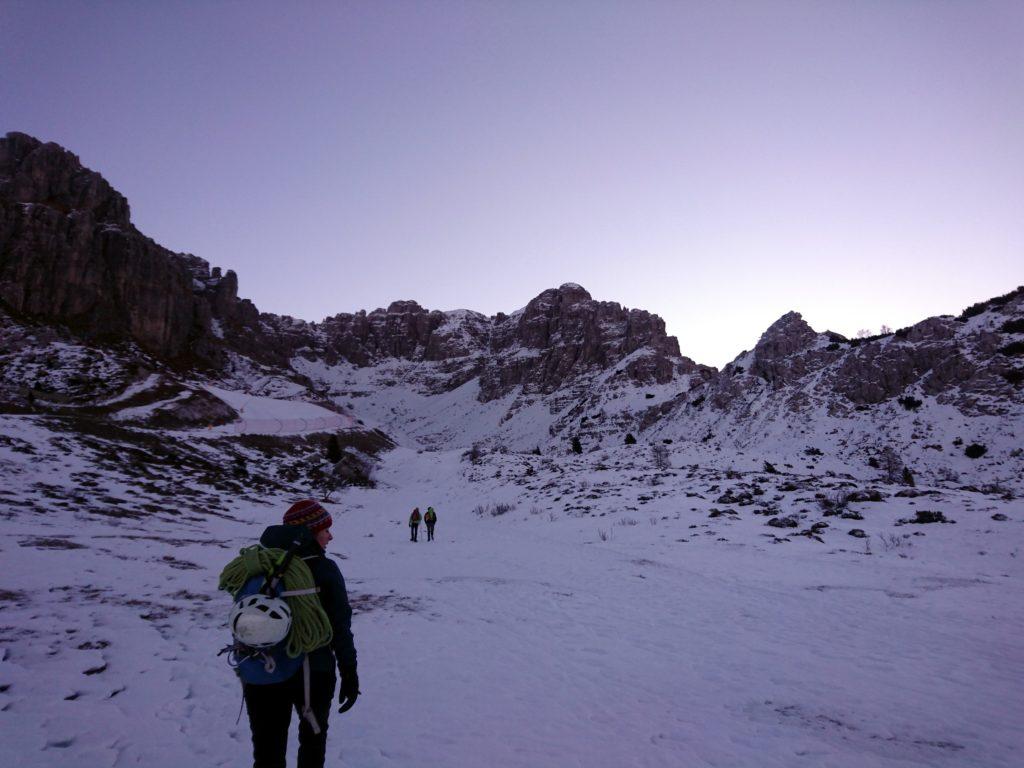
top-left (2, 1), bottom-right (1022, 367)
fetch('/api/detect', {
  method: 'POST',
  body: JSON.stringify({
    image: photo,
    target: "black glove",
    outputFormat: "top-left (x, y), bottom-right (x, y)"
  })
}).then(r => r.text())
top-left (338, 664), bottom-right (359, 713)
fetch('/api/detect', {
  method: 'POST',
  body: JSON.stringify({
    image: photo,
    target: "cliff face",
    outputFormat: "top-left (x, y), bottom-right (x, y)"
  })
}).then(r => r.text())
top-left (0, 132), bottom-right (239, 364)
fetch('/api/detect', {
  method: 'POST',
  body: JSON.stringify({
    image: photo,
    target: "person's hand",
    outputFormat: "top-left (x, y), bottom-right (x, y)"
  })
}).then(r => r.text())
top-left (338, 664), bottom-right (360, 713)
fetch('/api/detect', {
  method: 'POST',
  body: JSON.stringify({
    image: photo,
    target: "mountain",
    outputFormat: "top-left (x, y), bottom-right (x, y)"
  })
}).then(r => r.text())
top-left (2, 130), bottom-right (1023, 490)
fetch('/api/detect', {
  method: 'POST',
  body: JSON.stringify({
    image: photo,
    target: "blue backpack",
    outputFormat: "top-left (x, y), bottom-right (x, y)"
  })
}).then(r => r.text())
top-left (229, 573), bottom-right (306, 684)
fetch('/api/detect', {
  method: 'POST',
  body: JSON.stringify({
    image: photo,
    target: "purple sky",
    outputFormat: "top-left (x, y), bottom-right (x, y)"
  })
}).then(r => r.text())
top-left (4, 1), bottom-right (1022, 367)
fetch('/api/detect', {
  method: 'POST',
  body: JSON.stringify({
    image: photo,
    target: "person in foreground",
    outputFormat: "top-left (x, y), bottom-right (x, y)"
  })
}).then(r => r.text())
top-left (242, 499), bottom-right (359, 768)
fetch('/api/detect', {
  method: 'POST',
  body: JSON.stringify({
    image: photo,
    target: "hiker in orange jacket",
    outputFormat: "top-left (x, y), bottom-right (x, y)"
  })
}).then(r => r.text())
top-left (409, 507), bottom-right (421, 542)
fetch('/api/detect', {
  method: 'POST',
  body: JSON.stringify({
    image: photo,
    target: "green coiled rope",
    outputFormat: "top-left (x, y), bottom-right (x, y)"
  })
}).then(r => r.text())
top-left (218, 546), bottom-right (333, 658)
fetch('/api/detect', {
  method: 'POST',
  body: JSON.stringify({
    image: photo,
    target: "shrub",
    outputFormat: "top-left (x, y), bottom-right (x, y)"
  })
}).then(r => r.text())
top-left (763, 461), bottom-right (778, 474)
top-left (571, 436), bottom-right (582, 454)
top-left (625, 433), bottom-right (637, 445)
top-left (817, 490), bottom-right (850, 516)
top-left (691, 395), bottom-right (705, 408)
top-left (897, 396), bottom-right (923, 411)
top-left (652, 444), bottom-right (670, 471)
top-left (998, 341), bottom-right (1024, 356)
top-left (901, 466), bottom-right (915, 487)
top-left (958, 285), bottom-right (1024, 321)
top-left (965, 443), bottom-right (987, 459)
top-left (1000, 318), bottom-right (1024, 334)
top-left (901, 510), bottom-right (951, 524)
top-left (326, 434), bottom-right (342, 464)
top-left (474, 502), bottom-right (516, 517)
top-left (804, 447), bottom-right (823, 457)
top-left (1002, 369), bottom-right (1024, 387)
top-left (531, 446), bottom-right (542, 455)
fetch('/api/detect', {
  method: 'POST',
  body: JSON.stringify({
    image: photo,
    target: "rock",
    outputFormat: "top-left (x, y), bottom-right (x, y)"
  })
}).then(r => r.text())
top-left (767, 516), bottom-right (799, 528)
top-left (991, 513), bottom-right (1009, 521)
top-left (847, 489), bottom-right (886, 502)
top-left (0, 132), bottom-right (234, 364)
top-left (848, 528), bottom-right (867, 538)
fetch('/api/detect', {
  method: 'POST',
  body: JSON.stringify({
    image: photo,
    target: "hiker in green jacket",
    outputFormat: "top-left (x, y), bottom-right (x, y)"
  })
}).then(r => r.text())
top-left (409, 507), bottom-right (421, 542)
top-left (424, 506), bottom-right (437, 541)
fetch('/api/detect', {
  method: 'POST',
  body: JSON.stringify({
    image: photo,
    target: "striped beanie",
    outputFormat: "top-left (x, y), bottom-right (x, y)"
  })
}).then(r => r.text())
top-left (283, 499), bottom-right (333, 533)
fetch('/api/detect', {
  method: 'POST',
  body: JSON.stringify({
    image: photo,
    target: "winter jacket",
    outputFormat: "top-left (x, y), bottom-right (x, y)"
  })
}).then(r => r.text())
top-left (409, 510), bottom-right (421, 525)
top-left (424, 508), bottom-right (437, 523)
top-left (258, 525), bottom-right (357, 674)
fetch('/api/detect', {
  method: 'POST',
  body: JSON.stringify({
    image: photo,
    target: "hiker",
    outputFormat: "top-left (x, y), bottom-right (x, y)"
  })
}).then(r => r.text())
top-left (424, 506), bottom-right (437, 541)
top-left (409, 507), bottom-right (421, 541)
top-left (240, 500), bottom-right (359, 768)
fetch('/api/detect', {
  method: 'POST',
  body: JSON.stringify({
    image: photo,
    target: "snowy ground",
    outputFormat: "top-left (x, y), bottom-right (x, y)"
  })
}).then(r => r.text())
top-left (2, 437), bottom-right (1022, 768)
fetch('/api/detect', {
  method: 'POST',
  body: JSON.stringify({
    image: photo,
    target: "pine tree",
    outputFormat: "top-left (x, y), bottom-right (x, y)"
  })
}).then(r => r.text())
top-left (624, 433), bottom-right (637, 445)
top-left (571, 436), bottom-right (582, 454)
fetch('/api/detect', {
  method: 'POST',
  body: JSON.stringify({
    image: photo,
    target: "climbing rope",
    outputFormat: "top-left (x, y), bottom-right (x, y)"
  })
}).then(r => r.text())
top-left (219, 546), bottom-right (333, 657)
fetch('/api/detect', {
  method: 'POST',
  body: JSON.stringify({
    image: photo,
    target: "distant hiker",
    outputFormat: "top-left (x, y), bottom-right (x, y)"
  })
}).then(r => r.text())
top-left (409, 507), bottom-right (421, 541)
top-left (221, 499), bottom-right (359, 768)
top-left (424, 506), bottom-right (437, 541)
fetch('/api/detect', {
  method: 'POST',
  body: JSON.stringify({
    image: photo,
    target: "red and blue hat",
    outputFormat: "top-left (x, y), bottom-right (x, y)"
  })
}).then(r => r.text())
top-left (283, 499), bottom-right (333, 533)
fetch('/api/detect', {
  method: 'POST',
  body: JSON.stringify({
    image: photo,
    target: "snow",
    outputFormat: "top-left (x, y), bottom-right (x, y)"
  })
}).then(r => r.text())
top-left (94, 374), bottom-right (162, 407)
top-left (200, 385), bottom-right (356, 436)
top-left (2, 427), bottom-right (1022, 767)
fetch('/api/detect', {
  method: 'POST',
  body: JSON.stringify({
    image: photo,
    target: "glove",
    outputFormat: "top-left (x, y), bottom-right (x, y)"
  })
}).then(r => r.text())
top-left (338, 664), bottom-right (360, 713)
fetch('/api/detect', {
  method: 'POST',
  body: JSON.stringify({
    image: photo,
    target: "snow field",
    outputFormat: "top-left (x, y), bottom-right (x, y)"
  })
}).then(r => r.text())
top-left (1, 444), bottom-right (1022, 767)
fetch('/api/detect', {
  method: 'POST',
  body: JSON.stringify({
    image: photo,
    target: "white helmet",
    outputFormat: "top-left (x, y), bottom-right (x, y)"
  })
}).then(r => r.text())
top-left (229, 594), bottom-right (292, 648)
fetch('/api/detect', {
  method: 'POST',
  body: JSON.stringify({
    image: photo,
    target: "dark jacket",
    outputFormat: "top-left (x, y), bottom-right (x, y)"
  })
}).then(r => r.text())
top-left (259, 525), bottom-right (357, 673)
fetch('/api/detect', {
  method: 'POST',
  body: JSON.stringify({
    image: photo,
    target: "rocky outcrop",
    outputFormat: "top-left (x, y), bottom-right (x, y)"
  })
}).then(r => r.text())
top-left (747, 311), bottom-right (823, 387)
top-left (478, 284), bottom-right (695, 400)
top-left (0, 132), bottom-right (240, 364)
top-left (646, 288), bottom-right (1024, 445)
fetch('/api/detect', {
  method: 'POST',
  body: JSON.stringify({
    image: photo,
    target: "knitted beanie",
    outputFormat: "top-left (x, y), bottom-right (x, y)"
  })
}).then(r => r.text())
top-left (283, 499), bottom-right (333, 533)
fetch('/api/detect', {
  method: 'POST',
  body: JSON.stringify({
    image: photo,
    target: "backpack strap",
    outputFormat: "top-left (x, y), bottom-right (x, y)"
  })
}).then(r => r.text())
top-left (278, 587), bottom-right (319, 597)
top-left (300, 656), bottom-right (321, 735)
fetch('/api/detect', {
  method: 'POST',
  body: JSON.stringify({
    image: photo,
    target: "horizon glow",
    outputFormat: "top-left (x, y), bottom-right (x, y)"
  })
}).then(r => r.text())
top-left (3, 1), bottom-right (1021, 367)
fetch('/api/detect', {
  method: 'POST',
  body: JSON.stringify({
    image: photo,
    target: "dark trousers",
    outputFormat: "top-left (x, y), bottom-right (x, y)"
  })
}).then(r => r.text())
top-left (243, 667), bottom-right (336, 768)
top-left (410, 523), bottom-right (419, 541)
top-left (426, 522), bottom-right (435, 541)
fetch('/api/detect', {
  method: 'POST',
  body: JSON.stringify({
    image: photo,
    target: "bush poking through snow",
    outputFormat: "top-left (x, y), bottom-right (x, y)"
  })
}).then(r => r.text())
top-left (897, 396), bottom-right (923, 411)
top-left (651, 444), bottom-right (670, 471)
top-left (473, 502), bottom-right (517, 517)
top-left (898, 510), bottom-right (954, 525)
top-left (817, 490), bottom-right (851, 516)
top-left (571, 436), bottom-right (582, 454)
top-left (763, 461), bottom-right (778, 474)
top-left (624, 433), bottom-right (637, 445)
top-left (879, 533), bottom-right (911, 552)
top-left (964, 443), bottom-right (987, 459)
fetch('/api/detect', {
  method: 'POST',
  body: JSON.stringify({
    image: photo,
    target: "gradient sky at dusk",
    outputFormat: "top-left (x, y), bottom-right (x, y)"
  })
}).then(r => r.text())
top-left (4, 1), bottom-right (1022, 367)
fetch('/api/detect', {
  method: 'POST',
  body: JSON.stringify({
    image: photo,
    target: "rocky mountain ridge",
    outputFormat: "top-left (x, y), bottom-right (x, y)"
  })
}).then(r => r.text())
top-left (2, 131), bottom-right (1023, 487)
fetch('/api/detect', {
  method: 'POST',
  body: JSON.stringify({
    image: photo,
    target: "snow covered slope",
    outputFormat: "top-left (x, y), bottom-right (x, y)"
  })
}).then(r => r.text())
top-left (2, 442), bottom-right (1021, 767)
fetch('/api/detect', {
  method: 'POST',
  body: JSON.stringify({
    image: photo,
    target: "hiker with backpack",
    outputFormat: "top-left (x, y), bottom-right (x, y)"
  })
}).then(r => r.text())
top-left (409, 507), bottom-right (421, 541)
top-left (219, 499), bottom-right (359, 768)
top-left (424, 506), bottom-right (437, 541)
